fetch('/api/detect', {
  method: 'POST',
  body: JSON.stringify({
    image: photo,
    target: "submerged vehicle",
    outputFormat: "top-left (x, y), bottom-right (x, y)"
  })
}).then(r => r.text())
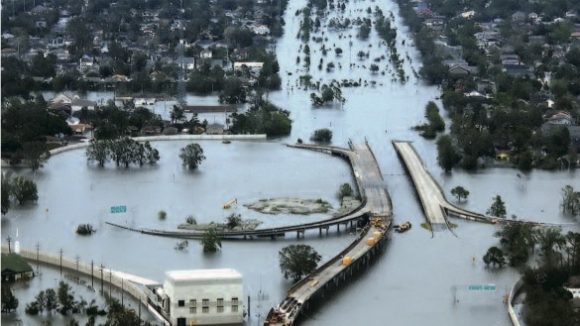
top-left (394, 221), bottom-right (412, 233)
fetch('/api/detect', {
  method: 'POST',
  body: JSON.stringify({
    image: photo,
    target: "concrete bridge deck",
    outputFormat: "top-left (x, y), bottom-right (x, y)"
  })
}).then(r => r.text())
top-left (393, 141), bottom-right (571, 228)
top-left (264, 143), bottom-right (392, 325)
top-left (107, 143), bottom-right (389, 240)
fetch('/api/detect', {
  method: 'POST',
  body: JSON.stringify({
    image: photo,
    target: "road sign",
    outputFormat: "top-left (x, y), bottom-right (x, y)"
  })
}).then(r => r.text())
top-left (110, 205), bottom-right (127, 214)
top-left (467, 284), bottom-right (496, 291)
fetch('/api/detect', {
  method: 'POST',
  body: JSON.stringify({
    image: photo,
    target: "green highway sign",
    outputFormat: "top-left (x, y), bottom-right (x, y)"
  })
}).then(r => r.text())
top-left (467, 284), bottom-right (496, 291)
top-left (110, 205), bottom-right (127, 214)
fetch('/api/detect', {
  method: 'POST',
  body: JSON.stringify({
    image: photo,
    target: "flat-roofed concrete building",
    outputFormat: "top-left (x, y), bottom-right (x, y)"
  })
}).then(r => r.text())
top-left (162, 269), bottom-right (244, 326)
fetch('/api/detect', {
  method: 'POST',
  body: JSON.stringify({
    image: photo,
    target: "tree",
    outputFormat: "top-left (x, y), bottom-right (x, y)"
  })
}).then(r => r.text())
top-left (143, 141), bottom-right (160, 165)
top-left (279, 244), bottom-right (321, 282)
top-left (86, 139), bottom-right (110, 167)
top-left (45, 289), bottom-right (57, 312)
top-left (436, 135), bottom-right (460, 173)
top-left (311, 129), bottom-right (332, 143)
top-left (225, 213), bottom-right (242, 230)
top-left (1, 176), bottom-right (11, 215)
top-left (538, 228), bottom-right (566, 268)
top-left (57, 281), bottom-right (75, 314)
top-left (561, 185), bottom-right (580, 216)
top-left (496, 223), bottom-right (537, 267)
top-left (337, 183), bottom-right (354, 200)
top-left (487, 195), bottom-right (506, 218)
top-left (170, 105), bottom-right (185, 124)
top-left (229, 97), bottom-right (292, 137)
top-left (76, 224), bottom-right (96, 235)
top-left (201, 225), bottom-right (222, 253)
top-left (158, 210), bottom-right (167, 220)
top-left (450, 186), bottom-right (469, 202)
top-left (219, 78), bottom-right (246, 104)
top-left (1, 286), bottom-right (18, 313)
top-left (483, 246), bottom-right (506, 268)
top-left (10, 176), bottom-right (38, 205)
top-left (22, 142), bottom-right (50, 171)
top-left (334, 47), bottom-right (343, 56)
top-left (180, 143), bottom-right (206, 170)
top-left (105, 298), bottom-right (143, 325)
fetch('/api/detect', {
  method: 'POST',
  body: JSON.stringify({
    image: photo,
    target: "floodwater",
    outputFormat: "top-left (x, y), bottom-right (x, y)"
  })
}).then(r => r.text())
top-left (4, 0), bottom-right (580, 325)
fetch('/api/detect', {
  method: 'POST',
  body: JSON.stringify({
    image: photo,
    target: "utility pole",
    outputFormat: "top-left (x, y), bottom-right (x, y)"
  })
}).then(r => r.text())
top-left (100, 264), bottom-right (104, 293)
top-left (59, 249), bottom-right (63, 275)
top-left (121, 278), bottom-right (124, 307)
top-left (91, 260), bottom-right (94, 288)
top-left (36, 243), bottom-right (40, 270)
top-left (6, 236), bottom-right (12, 253)
top-left (75, 255), bottom-right (80, 278)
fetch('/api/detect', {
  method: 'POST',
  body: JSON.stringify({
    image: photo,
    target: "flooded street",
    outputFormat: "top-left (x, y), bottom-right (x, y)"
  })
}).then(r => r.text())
top-left (3, 0), bottom-right (580, 325)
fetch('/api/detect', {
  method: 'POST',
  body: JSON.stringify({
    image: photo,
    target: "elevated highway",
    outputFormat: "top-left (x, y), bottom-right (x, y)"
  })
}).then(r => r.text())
top-left (264, 143), bottom-right (392, 325)
top-left (393, 140), bottom-right (570, 228)
top-left (107, 142), bottom-right (390, 240)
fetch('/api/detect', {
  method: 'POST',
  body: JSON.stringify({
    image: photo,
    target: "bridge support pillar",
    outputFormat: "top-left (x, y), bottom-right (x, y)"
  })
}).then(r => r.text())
top-left (337, 224), bottom-right (340, 232)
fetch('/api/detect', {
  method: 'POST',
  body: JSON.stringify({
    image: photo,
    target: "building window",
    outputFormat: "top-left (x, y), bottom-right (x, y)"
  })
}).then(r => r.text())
top-left (178, 300), bottom-right (185, 307)
top-left (202, 299), bottom-right (209, 313)
top-left (217, 298), bottom-right (224, 313)
top-left (232, 297), bottom-right (239, 313)
top-left (190, 299), bottom-right (197, 307)
top-left (190, 307), bottom-right (197, 314)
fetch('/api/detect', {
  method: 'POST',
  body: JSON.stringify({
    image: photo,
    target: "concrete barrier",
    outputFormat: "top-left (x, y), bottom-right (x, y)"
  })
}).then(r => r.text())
top-left (507, 279), bottom-right (524, 326)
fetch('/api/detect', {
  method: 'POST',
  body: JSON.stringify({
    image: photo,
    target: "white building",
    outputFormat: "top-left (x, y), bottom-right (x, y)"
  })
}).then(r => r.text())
top-left (162, 269), bottom-right (244, 326)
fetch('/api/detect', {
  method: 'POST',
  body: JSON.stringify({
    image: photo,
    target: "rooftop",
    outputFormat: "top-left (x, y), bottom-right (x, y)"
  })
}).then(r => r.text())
top-left (166, 269), bottom-right (242, 282)
top-left (1, 253), bottom-right (33, 274)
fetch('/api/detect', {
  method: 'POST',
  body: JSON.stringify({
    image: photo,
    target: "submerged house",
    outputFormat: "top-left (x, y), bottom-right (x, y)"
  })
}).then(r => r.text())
top-left (1, 253), bottom-right (34, 283)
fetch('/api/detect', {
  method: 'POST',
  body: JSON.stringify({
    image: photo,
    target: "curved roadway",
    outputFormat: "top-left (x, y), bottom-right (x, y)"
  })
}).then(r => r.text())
top-left (107, 143), bottom-right (385, 240)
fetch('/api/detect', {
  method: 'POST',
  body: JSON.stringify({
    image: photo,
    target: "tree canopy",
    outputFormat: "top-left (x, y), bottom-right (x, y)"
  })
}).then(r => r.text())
top-left (278, 244), bottom-right (321, 282)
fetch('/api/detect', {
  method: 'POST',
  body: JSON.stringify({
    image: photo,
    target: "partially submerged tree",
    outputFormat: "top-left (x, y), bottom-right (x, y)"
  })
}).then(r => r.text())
top-left (483, 246), bottom-right (506, 268)
top-left (158, 210), bottom-right (167, 220)
top-left (337, 183), bottom-right (354, 200)
top-left (450, 186), bottom-right (470, 202)
top-left (1, 286), bottom-right (19, 313)
top-left (561, 185), bottom-right (580, 216)
top-left (1, 175), bottom-right (11, 215)
top-left (180, 143), bottom-right (206, 170)
top-left (201, 225), bottom-right (222, 253)
top-left (225, 213), bottom-right (242, 230)
top-left (57, 281), bottom-right (75, 315)
top-left (10, 176), bottom-right (38, 205)
top-left (487, 195), bottom-right (507, 218)
top-left (436, 135), bottom-right (460, 173)
top-left (76, 224), bottom-right (96, 236)
top-left (279, 244), bottom-right (321, 282)
top-left (311, 128), bottom-right (333, 143)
